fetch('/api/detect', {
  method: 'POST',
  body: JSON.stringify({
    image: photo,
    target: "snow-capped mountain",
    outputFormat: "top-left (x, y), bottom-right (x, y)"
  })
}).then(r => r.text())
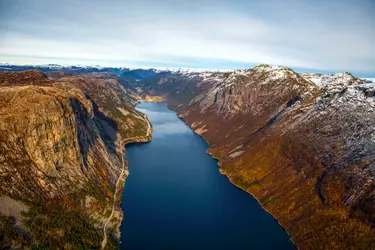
top-left (300, 72), bottom-right (374, 98)
top-left (362, 78), bottom-right (375, 84)
top-left (300, 72), bottom-right (364, 86)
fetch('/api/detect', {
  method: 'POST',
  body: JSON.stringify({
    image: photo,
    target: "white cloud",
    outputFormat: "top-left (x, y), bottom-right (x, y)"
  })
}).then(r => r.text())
top-left (0, 0), bottom-right (374, 74)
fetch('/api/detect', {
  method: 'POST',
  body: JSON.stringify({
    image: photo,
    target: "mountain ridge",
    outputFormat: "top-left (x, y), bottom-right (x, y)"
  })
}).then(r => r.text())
top-left (129, 64), bottom-right (375, 249)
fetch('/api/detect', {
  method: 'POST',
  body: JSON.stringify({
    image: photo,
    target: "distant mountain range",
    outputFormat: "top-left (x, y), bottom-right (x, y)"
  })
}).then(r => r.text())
top-left (1, 63), bottom-right (373, 84)
top-left (0, 63), bottom-right (226, 78)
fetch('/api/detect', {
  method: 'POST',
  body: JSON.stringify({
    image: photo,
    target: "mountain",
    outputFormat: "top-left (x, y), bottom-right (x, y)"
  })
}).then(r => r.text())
top-left (1, 64), bottom-right (375, 249)
top-left (0, 71), bottom-right (151, 249)
top-left (130, 64), bottom-right (375, 249)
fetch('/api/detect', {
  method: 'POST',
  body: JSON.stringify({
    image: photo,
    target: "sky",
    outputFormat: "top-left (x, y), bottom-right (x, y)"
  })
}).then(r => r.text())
top-left (0, 0), bottom-right (374, 77)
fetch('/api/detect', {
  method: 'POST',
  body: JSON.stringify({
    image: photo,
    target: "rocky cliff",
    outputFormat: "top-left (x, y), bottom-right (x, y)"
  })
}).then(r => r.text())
top-left (132, 64), bottom-right (375, 249)
top-left (0, 71), bottom-right (151, 249)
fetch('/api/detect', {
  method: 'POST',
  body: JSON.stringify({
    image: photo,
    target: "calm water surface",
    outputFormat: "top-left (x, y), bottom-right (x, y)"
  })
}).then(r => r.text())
top-left (120, 102), bottom-right (295, 250)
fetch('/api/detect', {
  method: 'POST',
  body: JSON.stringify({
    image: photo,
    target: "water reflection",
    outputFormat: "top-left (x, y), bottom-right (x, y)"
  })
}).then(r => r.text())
top-left (137, 103), bottom-right (192, 137)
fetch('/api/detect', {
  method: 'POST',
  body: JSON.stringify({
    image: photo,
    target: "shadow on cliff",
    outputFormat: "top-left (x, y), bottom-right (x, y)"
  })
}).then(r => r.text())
top-left (69, 97), bottom-right (118, 171)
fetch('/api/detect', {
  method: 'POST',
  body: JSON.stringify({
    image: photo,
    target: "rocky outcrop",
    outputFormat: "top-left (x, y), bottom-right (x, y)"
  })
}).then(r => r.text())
top-left (193, 65), bottom-right (319, 117)
top-left (133, 64), bottom-right (375, 249)
top-left (0, 71), bottom-right (151, 249)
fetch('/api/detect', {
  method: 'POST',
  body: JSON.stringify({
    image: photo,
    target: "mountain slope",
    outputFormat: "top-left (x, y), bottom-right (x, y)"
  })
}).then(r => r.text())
top-left (0, 71), bottom-right (151, 249)
top-left (133, 65), bottom-right (375, 249)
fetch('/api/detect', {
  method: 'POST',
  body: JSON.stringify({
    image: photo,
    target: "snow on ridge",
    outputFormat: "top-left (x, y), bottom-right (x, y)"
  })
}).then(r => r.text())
top-left (300, 72), bottom-right (361, 86)
top-left (222, 65), bottom-right (295, 84)
top-left (362, 78), bottom-right (375, 83)
top-left (254, 64), bottom-right (291, 71)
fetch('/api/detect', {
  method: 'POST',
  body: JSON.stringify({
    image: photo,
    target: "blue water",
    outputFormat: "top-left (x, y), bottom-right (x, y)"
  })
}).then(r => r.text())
top-left (119, 102), bottom-right (295, 250)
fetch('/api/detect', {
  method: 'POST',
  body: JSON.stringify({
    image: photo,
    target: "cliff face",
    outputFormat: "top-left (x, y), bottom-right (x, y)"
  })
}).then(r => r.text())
top-left (0, 71), bottom-right (151, 249)
top-left (0, 85), bottom-right (119, 201)
top-left (52, 73), bottom-right (151, 139)
top-left (132, 65), bottom-right (375, 249)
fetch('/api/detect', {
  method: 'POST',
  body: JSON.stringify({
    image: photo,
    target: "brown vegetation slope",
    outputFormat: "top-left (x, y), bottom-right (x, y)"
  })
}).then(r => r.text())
top-left (133, 65), bottom-right (375, 250)
top-left (0, 71), bottom-right (151, 249)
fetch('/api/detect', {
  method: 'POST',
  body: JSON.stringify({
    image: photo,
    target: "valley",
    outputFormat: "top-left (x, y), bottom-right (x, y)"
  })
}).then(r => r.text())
top-left (119, 102), bottom-right (296, 250)
top-left (0, 64), bottom-right (375, 249)
top-left (1, 1), bottom-right (373, 249)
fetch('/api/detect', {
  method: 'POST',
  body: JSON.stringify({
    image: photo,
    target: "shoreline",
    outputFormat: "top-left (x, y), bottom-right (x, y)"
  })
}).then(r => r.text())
top-left (170, 104), bottom-right (298, 250)
top-left (101, 110), bottom-right (152, 249)
top-left (194, 126), bottom-right (298, 249)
